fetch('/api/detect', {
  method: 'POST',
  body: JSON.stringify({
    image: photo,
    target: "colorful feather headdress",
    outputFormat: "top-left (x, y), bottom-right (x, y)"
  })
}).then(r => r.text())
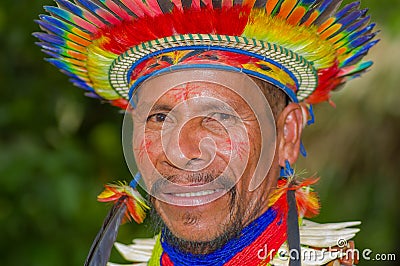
top-left (34, 0), bottom-right (378, 108)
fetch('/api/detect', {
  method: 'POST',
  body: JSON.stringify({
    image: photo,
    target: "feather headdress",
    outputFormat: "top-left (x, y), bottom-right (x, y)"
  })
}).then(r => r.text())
top-left (34, 0), bottom-right (378, 108)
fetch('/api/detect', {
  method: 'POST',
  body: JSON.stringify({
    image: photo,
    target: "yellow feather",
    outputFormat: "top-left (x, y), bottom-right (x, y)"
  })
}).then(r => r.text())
top-left (243, 10), bottom-right (337, 69)
top-left (86, 37), bottom-right (121, 100)
top-left (97, 189), bottom-right (116, 199)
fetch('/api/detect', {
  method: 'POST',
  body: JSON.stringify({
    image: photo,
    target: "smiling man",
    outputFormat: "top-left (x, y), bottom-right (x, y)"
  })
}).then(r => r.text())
top-left (131, 70), bottom-right (284, 253)
top-left (35, 0), bottom-right (378, 265)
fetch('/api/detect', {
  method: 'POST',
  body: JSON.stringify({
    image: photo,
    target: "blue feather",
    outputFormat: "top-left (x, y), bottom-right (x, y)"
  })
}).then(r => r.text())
top-left (35, 41), bottom-right (60, 53)
top-left (42, 49), bottom-right (61, 59)
top-left (44, 5), bottom-right (98, 33)
top-left (349, 22), bottom-right (376, 41)
top-left (36, 19), bottom-right (67, 37)
top-left (45, 57), bottom-right (87, 73)
top-left (70, 78), bottom-right (95, 92)
top-left (300, 0), bottom-right (321, 25)
top-left (85, 92), bottom-right (103, 99)
top-left (335, 1), bottom-right (360, 20)
top-left (340, 61), bottom-right (373, 78)
top-left (55, 0), bottom-right (84, 17)
top-left (301, 0), bottom-right (318, 5)
top-left (330, 16), bottom-right (371, 46)
top-left (39, 14), bottom-right (70, 31)
top-left (313, 0), bottom-right (343, 26)
top-left (337, 9), bottom-right (366, 29)
top-left (44, 58), bottom-right (70, 71)
top-left (32, 32), bottom-right (65, 46)
top-left (74, 0), bottom-right (121, 24)
top-left (318, 0), bottom-right (335, 13)
top-left (130, 172), bottom-right (142, 189)
top-left (346, 15), bottom-right (371, 34)
top-left (44, 6), bottom-right (74, 23)
top-left (350, 31), bottom-right (379, 49)
top-left (59, 69), bottom-right (83, 79)
top-left (338, 23), bottom-right (376, 48)
top-left (340, 39), bottom-right (379, 67)
top-left (75, 0), bottom-right (101, 13)
top-left (38, 14), bottom-right (91, 40)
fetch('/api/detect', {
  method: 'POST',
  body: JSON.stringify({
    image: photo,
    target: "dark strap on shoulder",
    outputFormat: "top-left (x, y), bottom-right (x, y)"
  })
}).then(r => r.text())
top-left (287, 189), bottom-right (301, 266)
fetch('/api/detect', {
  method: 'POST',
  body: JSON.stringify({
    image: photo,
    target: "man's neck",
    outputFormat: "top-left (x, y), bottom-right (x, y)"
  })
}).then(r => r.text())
top-left (160, 206), bottom-right (281, 265)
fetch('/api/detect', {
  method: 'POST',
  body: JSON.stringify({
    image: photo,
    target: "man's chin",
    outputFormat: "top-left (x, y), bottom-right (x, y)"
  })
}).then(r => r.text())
top-left (151, 190), bottom-right (239, 244)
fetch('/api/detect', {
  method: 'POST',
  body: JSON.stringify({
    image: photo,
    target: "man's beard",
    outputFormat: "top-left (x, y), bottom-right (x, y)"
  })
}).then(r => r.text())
top-left (147, 172), bottom-right (250, 255)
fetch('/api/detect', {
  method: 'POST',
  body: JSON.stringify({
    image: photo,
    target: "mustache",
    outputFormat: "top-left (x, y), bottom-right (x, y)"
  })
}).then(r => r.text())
top-left (150, 172), bottom-right (235, 195)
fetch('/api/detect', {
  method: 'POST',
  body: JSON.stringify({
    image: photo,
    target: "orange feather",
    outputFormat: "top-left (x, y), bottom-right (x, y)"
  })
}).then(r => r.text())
top-left (266, 0), bottom-right (280, 15)
top-left (318, 17), bottom-right (336, 33)
top-left (303, 11), bottom-right (319, 26)
top-left (277, 0), bottom-right (298, 19)
top-left (287, 6), bottom-right (306, 25)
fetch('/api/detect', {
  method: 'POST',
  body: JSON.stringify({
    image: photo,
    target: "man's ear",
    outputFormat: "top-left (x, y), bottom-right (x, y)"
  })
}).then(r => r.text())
top-left (277, 103), bottom-right (304, 167)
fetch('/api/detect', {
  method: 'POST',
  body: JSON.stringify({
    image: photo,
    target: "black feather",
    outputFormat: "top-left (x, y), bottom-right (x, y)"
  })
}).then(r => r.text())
top-left (313, 0), bottom-right (343, 26)
top-left (84, 197), bottom-right (127, 266)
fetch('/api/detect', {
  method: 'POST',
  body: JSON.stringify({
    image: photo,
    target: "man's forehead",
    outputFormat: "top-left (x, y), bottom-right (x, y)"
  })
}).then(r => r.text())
top-left (132, 69), bottom-right (274, 113)
top-left (140, 81), bottom-right (244, 105)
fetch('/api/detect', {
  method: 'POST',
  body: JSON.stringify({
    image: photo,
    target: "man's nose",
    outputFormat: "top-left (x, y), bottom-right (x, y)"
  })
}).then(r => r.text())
top-left (163, 117), bottom-right (216, 171)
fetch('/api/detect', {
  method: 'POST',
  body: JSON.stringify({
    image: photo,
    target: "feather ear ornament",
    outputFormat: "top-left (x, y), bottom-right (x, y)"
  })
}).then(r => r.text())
top-left (84, 179), bottom-right (149, 266)
top-left (269, 173), bottom-right (321, 219)
top-left (269, 162), bottom-right (321, 266)
top-left (97, 181), bottom-right (150, 224)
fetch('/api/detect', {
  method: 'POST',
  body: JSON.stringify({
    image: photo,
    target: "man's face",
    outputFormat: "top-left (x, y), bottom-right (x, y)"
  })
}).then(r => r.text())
top-left (129, 70), bottom-right (278, 251)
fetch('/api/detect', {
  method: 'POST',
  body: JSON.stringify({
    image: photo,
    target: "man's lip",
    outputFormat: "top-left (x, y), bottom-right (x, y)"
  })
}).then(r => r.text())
top-left (159, 181), bottom-right (226, 194)
top-left (158, 188), bottom-right (227, 206)
top-left (155, 182), bottom-right (228, 206)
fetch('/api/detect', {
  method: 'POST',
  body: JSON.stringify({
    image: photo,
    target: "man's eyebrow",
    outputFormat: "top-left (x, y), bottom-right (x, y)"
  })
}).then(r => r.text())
top-left (135, 99), bottom-right (245, 115)
top-left (136, 103), bottom-right (173, 115)
top-left (200, 99), bottom-right (243, 113)
top-left (150, 104), bottom-right (173, 112)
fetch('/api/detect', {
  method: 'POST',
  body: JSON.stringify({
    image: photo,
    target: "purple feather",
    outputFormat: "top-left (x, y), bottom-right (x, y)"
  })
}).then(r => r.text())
top-left (346, 15), bottom-right (371, 34)
top-left (335, 1), bottom-right (360, 20)
top-left (35, 19), bottom-right (65, 37)
top-left (313, 0), bottom-right (343, 26)
top-left (33, 32), bottom-right (65, 46)
top-left (70, 78), bottom-right (95, 92)
top-left (350, 31), bottom-right (379, 49)
top-left (341, 39), bottom-right (380, 67)
top-left (337, 9), bottom-right (367, 29)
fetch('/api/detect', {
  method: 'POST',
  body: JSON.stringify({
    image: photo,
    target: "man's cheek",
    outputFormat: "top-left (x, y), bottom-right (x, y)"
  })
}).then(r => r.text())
top-left (134, 138), bottom-right (152, 164)
top-left (134, 137), bottom-right (162, 191)
top-left (134, 133), bottom-right (161, 164)
top-left (219, 132), bottom-right (250, 161)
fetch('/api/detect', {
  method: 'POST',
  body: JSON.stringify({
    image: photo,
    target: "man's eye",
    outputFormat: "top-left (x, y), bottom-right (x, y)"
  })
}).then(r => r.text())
top-left (216, 113), bottom-right (235, 121)
top-left (147, 113), bottom-right (167, 123)
top-left (204, 112), bottom-right (239, 125)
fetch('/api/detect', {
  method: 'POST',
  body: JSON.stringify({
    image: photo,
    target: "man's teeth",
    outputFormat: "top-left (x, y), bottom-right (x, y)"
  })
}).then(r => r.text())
top-left (173, 189), bottom-right (219, 197)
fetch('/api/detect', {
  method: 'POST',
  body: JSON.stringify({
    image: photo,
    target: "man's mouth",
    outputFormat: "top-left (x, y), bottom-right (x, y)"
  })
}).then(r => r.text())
top-left (173, 189), bottom-right (223, 197)
top-left (156, 182), bottom-right (228, 206)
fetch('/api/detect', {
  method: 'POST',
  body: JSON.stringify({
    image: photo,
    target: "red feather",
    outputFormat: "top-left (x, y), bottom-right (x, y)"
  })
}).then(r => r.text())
top-left (97, 6), bottom-right (251, 55)
top-left (306, 61), bottom-right (343, 104)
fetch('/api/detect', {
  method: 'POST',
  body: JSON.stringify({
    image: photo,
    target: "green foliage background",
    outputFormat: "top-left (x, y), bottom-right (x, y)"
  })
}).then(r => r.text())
top-left (0, 0), bottom-right (399, 265)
